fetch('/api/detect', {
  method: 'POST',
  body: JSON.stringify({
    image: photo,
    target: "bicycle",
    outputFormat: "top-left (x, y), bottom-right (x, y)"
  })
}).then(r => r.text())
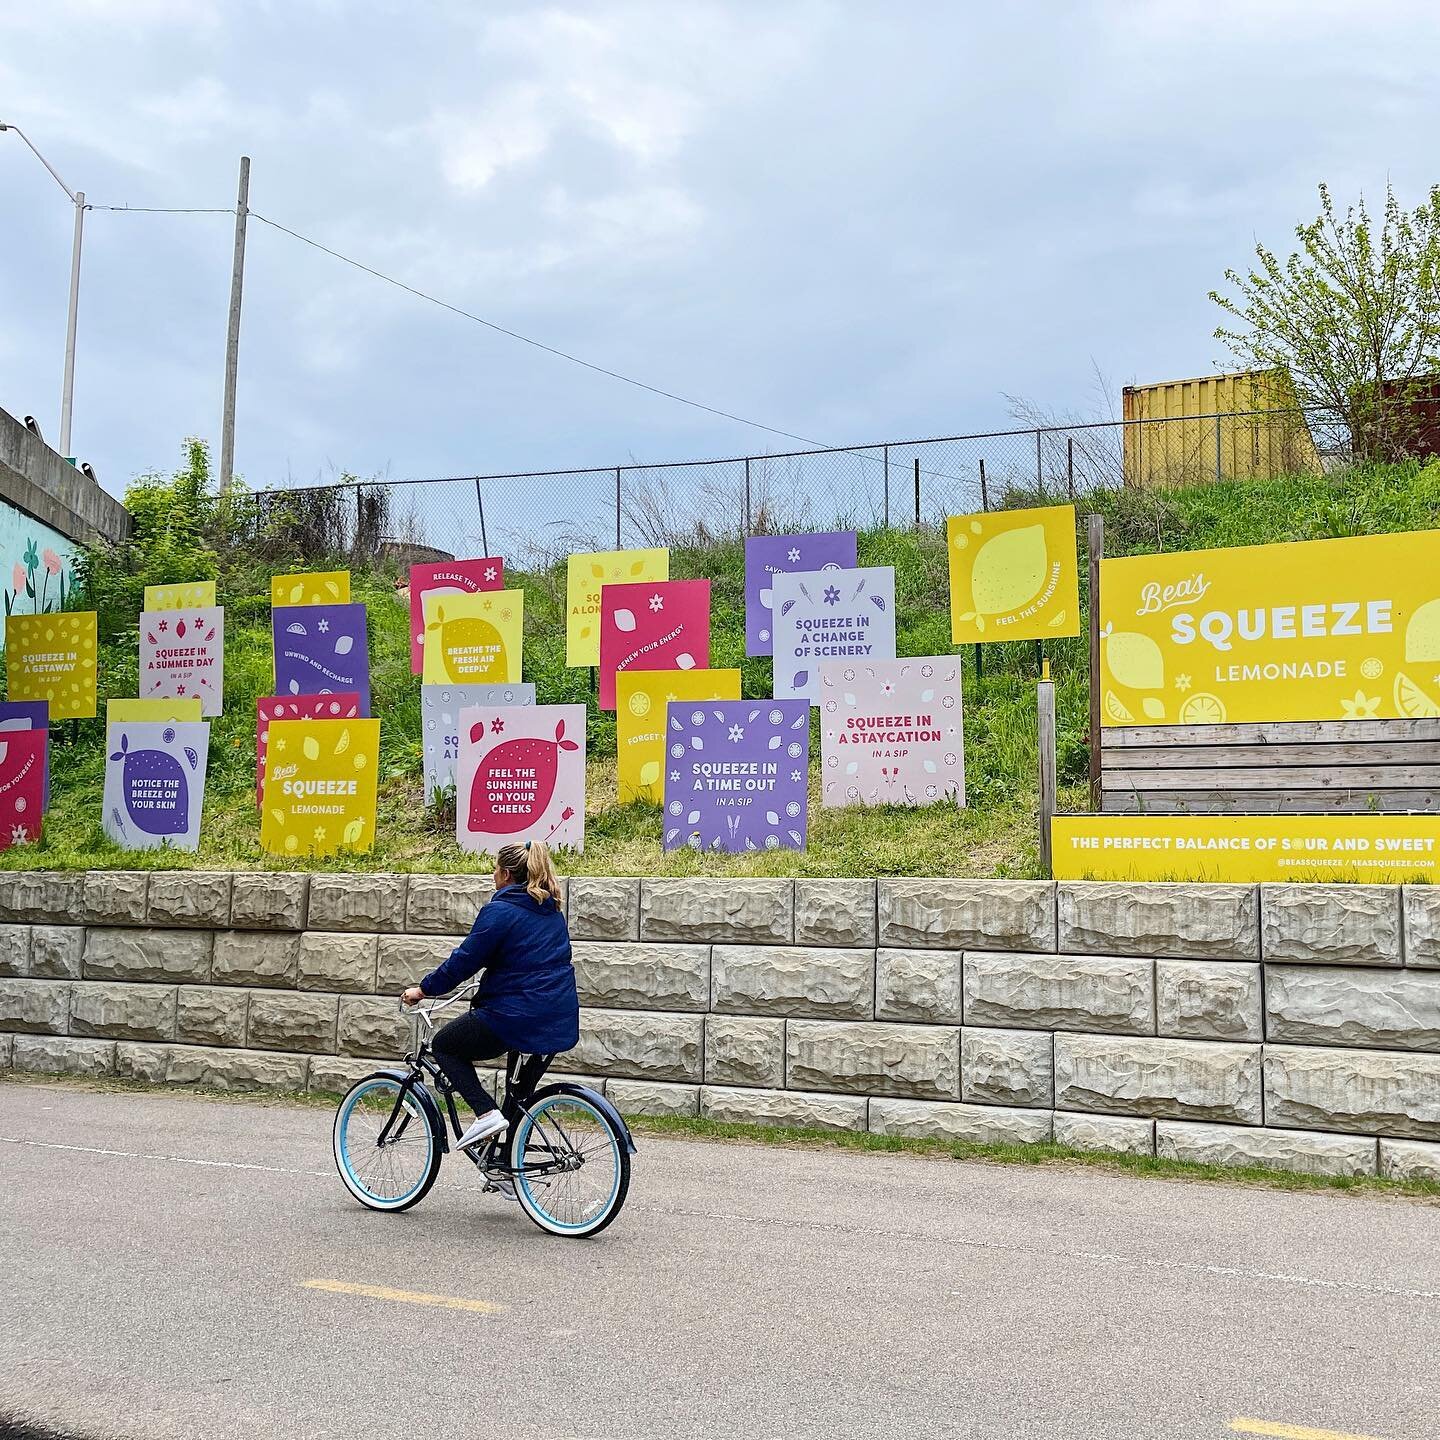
top-left (331, 983), bottom-right (634, 1237)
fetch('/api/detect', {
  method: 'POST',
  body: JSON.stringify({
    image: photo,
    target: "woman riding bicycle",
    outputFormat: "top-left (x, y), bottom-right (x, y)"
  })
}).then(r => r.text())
top-left (401, 840), bottom-right (578, 1153)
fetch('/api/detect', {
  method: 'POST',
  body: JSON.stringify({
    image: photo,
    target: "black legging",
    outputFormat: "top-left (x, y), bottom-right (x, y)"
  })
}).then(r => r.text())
top-left (431, 1009), bottom-right (506, 1117)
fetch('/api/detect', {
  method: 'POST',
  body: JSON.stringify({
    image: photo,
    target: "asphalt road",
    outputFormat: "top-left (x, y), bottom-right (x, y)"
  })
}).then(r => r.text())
top-left (1, 1080), bottom-right (1437, 1440)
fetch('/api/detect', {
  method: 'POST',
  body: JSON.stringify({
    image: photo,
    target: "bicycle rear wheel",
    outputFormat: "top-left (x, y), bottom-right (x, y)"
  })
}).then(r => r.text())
top-left (333, 1073), bottom-right (442, 1212)
top-left (510, 1089), bottom-right (630, 1237)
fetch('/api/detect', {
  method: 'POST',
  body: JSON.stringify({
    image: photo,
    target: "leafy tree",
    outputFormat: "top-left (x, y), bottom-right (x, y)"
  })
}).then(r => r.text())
top-left (1211, 182), bottom-right (1440, 463)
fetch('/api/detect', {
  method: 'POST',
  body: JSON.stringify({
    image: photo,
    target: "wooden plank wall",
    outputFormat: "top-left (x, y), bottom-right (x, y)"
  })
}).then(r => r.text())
top-left (1099, 719), bottom-right (1440, 814)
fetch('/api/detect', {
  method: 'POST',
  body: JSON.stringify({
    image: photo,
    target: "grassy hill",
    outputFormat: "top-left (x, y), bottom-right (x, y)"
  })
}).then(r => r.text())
top-left (7, 451), bottom-right (1439, 878)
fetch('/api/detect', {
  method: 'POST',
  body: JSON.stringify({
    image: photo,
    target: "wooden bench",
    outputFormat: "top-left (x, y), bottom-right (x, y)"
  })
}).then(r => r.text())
top-left (1098, 719), bottom-right (1440, 814)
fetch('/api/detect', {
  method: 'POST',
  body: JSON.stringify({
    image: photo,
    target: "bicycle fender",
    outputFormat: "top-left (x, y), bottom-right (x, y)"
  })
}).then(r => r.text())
top-left (533, 1081), bottom-right (638, 1155)
top-left (376, 1066), bottom-right (450, 1154)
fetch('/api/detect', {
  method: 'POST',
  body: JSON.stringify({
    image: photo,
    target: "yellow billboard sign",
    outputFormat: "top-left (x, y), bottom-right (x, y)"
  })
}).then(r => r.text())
top-left (616, 667), bottom-right (742, 802)
top-left (5, 612), bottom-right (98, 719)
top-left (270, 570), bottom-right (351, 607)
top-left (421, 589), bottom-right (524, 684)
top-left (1099, 528), bottom-right (1440, 726)
top-left (948, 504), bottom-right (1079, 644)
top-left (144, 581), bottom-right (216, 610)
top-left (566, 548), bottom-right (669, 667)
top-left (1052, 813), bottom-right (1440, 884)
top-left (107, 697), bottom-right (203, 724)
top-left (259, 717), bottom-right (380, 857)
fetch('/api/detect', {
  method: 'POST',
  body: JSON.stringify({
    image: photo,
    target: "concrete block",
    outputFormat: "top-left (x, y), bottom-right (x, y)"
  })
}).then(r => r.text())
top-left (1404, 887), bottom-right (1440, 968)
top-left (211, 931), bottom-right (300, 989)
top-left (875, 949), bottom-right (962, 1024)
top-left (553, 1007), bottom-right (703, 1083)
top-left (29, 927), bottom-right (83, 979)
top-left (703, 1015), bottom-right (785, 1088)
top-left (1057, 882), bottom-right (1258, 961)
top-left (376, 934), bottom-right (461, 993)
top-left (786, 1019), bottom-right (960, 1100)
top-left (307, 1055), bottom-right (385, 1095)
top-left (567, 878), bottom-right (641, 941)
top-left (606, 1078), bottom-right (700, 1117)
top-left (1156, 1120), bottom-right (1377, 1178)
top-left (297, 932), bottom-right (378, 994)
top-left (868, 1097), bottom-right (1053, 1145)
top-left (114, 1041), bottom-right (171, 1084)
top-left (307, 873), bottom-right (408, 933)
top-left (962, 951), bottom-right (1154, 1035)
top-left (961, 1027), bottom-right (1053, 1108)
top-left (13, 1034), bottom-right (114, 1078)
top-left (1261, 883), bottom-right (1401, 967)
top-left (69, 982), bottom-right (177, 1043)
top-left (1055, 1034), bottom-right (1262, 1125)
top-left (1263, 1044), bottom-right (1440, 1140)
top-left (878, 879), bottom-right (1055, 952)
top-left (405, 875), bottom-right (489, 935)
top-left (176, 986), bottom-right (248, 1047)
top-left (336, 997), bottom-right (415, 1060)
top-left (163, 1044), bottom-right (308, 1092)
top-left (146, 872), bottom-right (232, 928)
top-left (1266, 965), bottom-right (1440, 1052)
top-left (640, 879), bottom-right (792, 944)
top-left (794, 880), bottom-right (876, 947)
top-left (700, 1084), bottom-right (868, 1132)
top-left (1379, 1138), bottom-right (1440, 1183)
top-left (0, 1033), bottom-right (11, 1069)
top-left (229, 873), bottom-right (308, 930)
top-left (246, 991), bottom-right (338, 1054)
top-left (572, 940), bottom-right (709, 1012)
top-left (1052, 1112), bottom-right (1154, 1157)
top-left (711, 945), bottom-right (873, 1019)
top-left (0, 978), bottom-right (70, 1034)
top-left (83, 872), bottom-right (148, 925)
top-left (0, 872), bottom-right (84, 925)
top-left (1156, 960), bottom-right (1262, 1042)
top-left (0, 924), bottom-right (29, 976)
top-left (83, 927), bottom-right (211, 984)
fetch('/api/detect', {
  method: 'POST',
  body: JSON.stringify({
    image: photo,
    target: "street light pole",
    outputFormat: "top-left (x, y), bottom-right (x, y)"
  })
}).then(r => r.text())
top-left (0, 123), bottom-right (86, 456)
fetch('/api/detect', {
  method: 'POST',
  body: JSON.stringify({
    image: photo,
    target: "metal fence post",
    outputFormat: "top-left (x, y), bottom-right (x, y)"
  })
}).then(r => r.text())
top-left (744, 457), bottom-right (752, 534)
top-left (1036, 428), bottom-right (1043, 491)
top-left (883, 444), bottom-right (890, 528)
top-left (979, 458), bottom-right (989, 510)
top-left (615, 467), bottom-right (622, 549)
top-left (1215, 414), bottom-right (1223, 482)
top-left (1067, 437), bottom-right (1075, 499)
top-left (474, 478), bottom-right (489, 555)
top-left (913, 457), bottom-right (920, 527)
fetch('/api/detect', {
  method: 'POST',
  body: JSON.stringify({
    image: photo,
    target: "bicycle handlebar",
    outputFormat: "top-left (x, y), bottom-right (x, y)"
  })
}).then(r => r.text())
top-left (400, 980), bottom-right (480, 1034)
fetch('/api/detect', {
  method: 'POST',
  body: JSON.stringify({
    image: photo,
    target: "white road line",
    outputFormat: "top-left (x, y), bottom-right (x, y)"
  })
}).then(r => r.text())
top-left (0, 1134), bottom-right (331, 1178)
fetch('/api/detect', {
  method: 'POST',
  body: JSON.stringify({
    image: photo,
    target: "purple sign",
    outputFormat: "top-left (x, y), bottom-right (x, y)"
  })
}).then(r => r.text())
top-left (662, 700), bottom-right (809, 853)
top-left (0, 701), bottom-right (49, 809)
top-left (272, 603), bottom-right (371, 715)
top-left (744, 531), bottom-right (857, 657)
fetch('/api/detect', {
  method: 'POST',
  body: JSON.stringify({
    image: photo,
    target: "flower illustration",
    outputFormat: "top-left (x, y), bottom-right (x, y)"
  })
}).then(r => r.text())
top-left (490, 717), bottom-right (504, 734)
top-left (314, 826), bottom-right (327, 843)
top-left (728, 724), bottom-right (745, 743)
top-left (484, 566), bottom-right (497, 581)
top-left (22, 540), bottom-right (38, 572)
top-left (41, 549), bottom-right (61, 576)
top-left (649, 593), bottom-right (664, 612)
top-left (318, 618), bottom-right (330, 634)
top-left (11, 563), bottom-right (24, 592)
top-left (10, 825), bottom-right (29, 845)
top-left (787, 547), bottom-right (800, 563)
top-left (1175, 674), bottom-right (1192, 693)
top-left (1340, 690), bottom-right (1381, 720)
top-left (669, 770), bottom-right (679, 782)
top-left (790, 769), bottom-right (802, 783)
top-left (823, 585), bottom-right (840, 606)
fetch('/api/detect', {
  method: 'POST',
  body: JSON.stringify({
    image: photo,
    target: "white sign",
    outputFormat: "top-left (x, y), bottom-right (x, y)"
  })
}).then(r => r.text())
top-left (103, 720), bottom-right (209, 851)
top-left (140, 606), bottom-right (224, 716)
top-left (422, 682), bottom-right (536, 803)
top-left (771, 567), bottom-right (896, 705)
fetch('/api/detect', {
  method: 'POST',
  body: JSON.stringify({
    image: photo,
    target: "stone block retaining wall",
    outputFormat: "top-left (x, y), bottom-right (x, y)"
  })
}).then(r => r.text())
top-left (3, 872), bottom-right (1440, 1183)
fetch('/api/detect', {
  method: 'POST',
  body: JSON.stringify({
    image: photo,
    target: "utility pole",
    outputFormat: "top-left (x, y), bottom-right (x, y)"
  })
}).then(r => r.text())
top-left (219, 156), bottom-right (250, 494)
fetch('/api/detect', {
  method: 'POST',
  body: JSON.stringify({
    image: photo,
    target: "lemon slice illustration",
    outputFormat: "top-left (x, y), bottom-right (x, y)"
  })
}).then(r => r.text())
top-left (969, 524), bottom-right (1048, 616)
top-left (628, 691), bottom-right (652, 717)
top-left (1405, 598), bottom-right (1440, 663)
top-left (1394, 671), bottom-right (1440, 718)
top-left (1179, 693), bottom-right (1226, 725)
top-left (1105, 631), bottom-right (1165, 690)
top-left (1104, 690), bottom-right (1135, 723)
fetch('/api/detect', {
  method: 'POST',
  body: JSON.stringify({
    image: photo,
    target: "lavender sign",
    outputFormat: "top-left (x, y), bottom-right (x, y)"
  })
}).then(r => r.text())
top-left (662, 700), bottom-right (809, 853)
top-left (770, 566), bottom-right (896, 705)
top-left (273, 603), bottom-right (371, 715)
top-left (744, 531), bottom-right (856, 656)
top-left (422, 681), bottom-right (536, 803)
top-left (102, 720), bottom-right (209, 851)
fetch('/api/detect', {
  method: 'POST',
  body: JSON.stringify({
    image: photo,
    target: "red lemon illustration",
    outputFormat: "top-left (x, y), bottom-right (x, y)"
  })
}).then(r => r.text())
top-left (467, 719), bottom-right (578, 834)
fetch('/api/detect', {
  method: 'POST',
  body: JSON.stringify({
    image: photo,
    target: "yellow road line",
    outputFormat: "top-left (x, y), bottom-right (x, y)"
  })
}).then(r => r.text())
top-left (1230, 1419), bottom-right (1386, 1440)
top-left (301, 1279), bottom-right (506, 1314)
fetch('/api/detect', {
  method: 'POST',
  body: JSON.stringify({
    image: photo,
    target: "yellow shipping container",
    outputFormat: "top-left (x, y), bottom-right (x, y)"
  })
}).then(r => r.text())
top-left (1121, 369), bottom-right (1320, 488)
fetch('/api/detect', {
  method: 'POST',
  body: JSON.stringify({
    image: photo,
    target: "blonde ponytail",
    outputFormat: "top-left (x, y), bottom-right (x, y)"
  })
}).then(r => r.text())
top-left (496, 839), bottom-right (563, 909)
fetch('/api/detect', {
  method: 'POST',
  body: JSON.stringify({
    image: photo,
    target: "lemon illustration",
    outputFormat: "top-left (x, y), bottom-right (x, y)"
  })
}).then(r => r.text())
top-left (1361, 657), bottom-right (1383, 680)
top-left (1105, 631), bottom-right (1165, 691)
top-left (1104, 690), bottom-right (1135, 723)
top-left (1179, 693), bottom-right (1226, 725)
top-left (1394, 671), bottom-right (1440, 718)
top-left (969, 524), bottom-right (1048, 617)
top-left (1141, 697), bottom-right (1166, 720)
top-left (1405, 598), bottom-right (1440, 663)
top-left (628, 691), bottom-right (652, 718)
top-left (639, 760), bottom-right (661, 788)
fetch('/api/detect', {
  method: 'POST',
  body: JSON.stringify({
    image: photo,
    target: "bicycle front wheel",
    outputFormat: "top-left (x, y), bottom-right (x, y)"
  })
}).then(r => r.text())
top-left (333, 1073), bottom-right (442, 1212)
top-left (511, 1089), bottom-right (630, 1238)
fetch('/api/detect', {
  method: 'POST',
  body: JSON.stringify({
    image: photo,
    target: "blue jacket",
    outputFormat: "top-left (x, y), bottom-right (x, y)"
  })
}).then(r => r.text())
top-left (420, 886), bottom-right (579, 1055)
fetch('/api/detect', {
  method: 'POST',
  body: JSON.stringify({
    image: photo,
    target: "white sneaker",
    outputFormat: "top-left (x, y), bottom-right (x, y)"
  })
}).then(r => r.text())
top-left (456, 1110), bottom-right (508, 1151)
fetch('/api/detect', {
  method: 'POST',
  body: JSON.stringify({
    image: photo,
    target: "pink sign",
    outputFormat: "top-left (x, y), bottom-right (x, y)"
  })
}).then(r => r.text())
top-left (819, 656), bottom-right (965, 808)
top-left (256, 693), bottom-right (362, 806)
top-left (598, 579), bottom-right (710, 711)
top-left (140, 606), bottom-right (225, 716)
top-left (409, 558), bottom-right (504, 673)
top-left (456, 703), bottom-right (586, 853)
top-left (0, 728), bottom-right (46, 849)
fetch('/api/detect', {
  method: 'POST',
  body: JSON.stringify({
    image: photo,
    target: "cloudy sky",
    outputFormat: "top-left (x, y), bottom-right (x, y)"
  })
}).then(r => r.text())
top-left (3, 0), bottom-right (1439, 511)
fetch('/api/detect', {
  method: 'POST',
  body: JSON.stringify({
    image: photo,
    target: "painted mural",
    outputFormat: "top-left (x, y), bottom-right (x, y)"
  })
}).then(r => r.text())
top-left (0, 502), bottom-right (76, 616)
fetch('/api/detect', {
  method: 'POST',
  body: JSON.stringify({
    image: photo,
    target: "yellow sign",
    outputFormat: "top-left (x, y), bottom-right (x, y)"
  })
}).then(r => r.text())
top-left (1053, 813), bottom-right (1440, 884)
top-left (259, 717), bottom-right (380, 857)
top-left (421, 589), bottom-right (524, 684)
top-left (270, 570), bottom-right (351, 607)
top-left (948, 504), bottom-right (1079, 644)
top-left (107, 697), bottom-right (203, 724)
top-left (566, 548), bottom-right (669, 667)
top-left (616, 667), bottom-right (742, 802)
top-left (5, 612), bottom-right (98, 719)
top-left (144, 581), bottom-right (216, 610)
top-left (1099, 528), bottom-right (1440, 726)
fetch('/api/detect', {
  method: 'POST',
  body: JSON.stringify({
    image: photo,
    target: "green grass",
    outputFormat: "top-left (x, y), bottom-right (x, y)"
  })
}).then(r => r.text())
top-left (9, 455), bottom-right (1440, 877)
